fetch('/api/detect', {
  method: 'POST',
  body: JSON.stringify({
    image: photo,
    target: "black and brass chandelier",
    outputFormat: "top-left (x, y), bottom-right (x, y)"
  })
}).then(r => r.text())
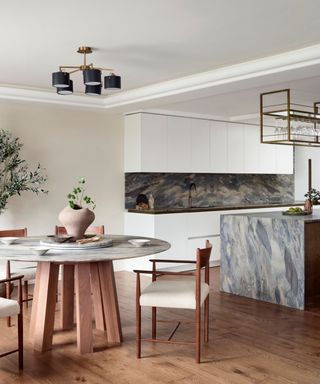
top-left (52, 46), bottom-right (121, 96)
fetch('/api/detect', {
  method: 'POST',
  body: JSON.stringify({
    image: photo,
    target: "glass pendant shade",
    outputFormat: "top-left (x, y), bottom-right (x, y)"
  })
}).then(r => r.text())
top-left (52, 71), bottom-right (70, 88)
top-left (83, 69), bottom-right (102, 85)
top-left (104, 74), bottom-right (121, 90)
top-left (85, 84), bottom-right (102, 96)
top-left (57, 80), bottom-right (73, 95)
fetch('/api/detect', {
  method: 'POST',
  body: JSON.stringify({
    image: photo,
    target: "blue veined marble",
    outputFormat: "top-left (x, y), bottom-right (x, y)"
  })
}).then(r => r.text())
top-left (220, 213), bottom-right (305, 309)
top-left (125, 173), bottom-right (294, 209)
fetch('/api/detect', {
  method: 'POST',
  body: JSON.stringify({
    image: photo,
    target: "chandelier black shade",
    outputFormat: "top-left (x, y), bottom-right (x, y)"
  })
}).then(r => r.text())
top-left (52, 72), bottom-right (70, 88)
top-left (57, 80), bottom-right (73, 95)
top-left (85, 84), bottom-right (102, 96)
top-left (104, 74), bottom-right (121, 90)
top-left (83, 69), bottom-right (102, 86)
top-left (51, 46), bottom-right (121, 96)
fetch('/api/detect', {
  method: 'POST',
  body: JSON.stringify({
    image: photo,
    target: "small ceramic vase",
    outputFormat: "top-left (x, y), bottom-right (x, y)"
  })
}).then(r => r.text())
top-left (304, 199), bottom-right (313, 214)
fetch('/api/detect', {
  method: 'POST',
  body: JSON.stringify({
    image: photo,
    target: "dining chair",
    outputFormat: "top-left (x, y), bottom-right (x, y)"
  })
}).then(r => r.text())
top-left (134, 240), bottom-right (212, 363)
top-left (55, 225), bottom-right (105, 236)
top-left (0, 274), bottom-right (23, 370)
top-left (0, 228), bottom-right (35, 326)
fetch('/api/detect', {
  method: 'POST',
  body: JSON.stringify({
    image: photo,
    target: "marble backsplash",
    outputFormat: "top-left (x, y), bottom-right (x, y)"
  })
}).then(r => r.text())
top-left (125, 173), bottom-right (294, 209)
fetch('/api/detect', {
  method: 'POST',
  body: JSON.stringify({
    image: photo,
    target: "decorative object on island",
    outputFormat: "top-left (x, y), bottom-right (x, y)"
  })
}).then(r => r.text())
top-left (304, 188), bottom-right (320, 204)
top-left (135, 194), bottom-right (149, 210)
top-left (260, 89), bottom-right (320, 147)
top-left (58, 177), bottom-right (96, 240)
top-left (0, 129), bottom-right (47, 213)
top-left (52, 46), bottom-right (121, 96)
top-left (148, 193), bottom-right (155, 209)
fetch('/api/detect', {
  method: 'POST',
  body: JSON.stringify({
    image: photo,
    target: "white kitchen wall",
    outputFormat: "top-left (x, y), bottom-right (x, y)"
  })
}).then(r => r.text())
top-left (0, 100), bottom-right (124, 236)
top-left (295, 146), bottom-right (320, 200)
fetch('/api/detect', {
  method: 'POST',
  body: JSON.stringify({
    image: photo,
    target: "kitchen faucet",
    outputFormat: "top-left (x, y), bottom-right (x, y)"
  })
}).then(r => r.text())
top-left (188, 182), bottom-right (197, 208)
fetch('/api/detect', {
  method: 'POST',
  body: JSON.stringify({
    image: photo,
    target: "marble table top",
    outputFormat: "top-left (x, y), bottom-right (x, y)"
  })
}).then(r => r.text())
top-left (0, 235), bottom-right (171, 263)
top-left (221, 210), bottom-right (320, 223)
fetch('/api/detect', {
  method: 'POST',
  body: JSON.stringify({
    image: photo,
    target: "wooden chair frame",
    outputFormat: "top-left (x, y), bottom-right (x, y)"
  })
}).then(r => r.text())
top-left (0, 275), bottom-right (24, 370)
top-left (134, 240), bottom-right (212, 363)
top-left (0, 228), bottom-right (30, 327)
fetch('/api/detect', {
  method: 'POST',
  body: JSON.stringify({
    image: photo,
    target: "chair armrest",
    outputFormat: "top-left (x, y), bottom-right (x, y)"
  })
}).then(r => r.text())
top-left (149, 259), bottom-right (196, 264)
top-left (0, 275), bottom-right (24, 284)
top-left (133, 270), bottom-right (194, 277)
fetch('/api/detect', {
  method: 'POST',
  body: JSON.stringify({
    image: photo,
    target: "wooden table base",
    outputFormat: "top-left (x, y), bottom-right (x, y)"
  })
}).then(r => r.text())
top-left (30, 260), bottom-right (122, 354)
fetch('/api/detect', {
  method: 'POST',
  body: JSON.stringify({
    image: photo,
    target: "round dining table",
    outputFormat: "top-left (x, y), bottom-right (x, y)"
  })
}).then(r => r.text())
top-left (0, 235), bottom-right (170, 354)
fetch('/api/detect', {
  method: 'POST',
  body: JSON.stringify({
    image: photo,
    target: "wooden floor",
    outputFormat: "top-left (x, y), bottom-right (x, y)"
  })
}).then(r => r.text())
top-left (1, 267), bottom-right (320, 383)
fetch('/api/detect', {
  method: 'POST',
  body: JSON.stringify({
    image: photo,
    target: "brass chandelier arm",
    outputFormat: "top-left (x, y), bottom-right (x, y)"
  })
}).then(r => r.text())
top-left (59, 65), bottom-right (81, 71)
top-left (68, 68), bottom-right (82, 74)
top-left (59, 64), bottom-right (113, 73)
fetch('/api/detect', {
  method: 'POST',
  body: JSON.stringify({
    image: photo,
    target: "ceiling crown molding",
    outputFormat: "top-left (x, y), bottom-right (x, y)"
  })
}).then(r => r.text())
top-left (1, 43), bottom-right (320, 110)
top-left (0, 86), bottom-right (105, 108)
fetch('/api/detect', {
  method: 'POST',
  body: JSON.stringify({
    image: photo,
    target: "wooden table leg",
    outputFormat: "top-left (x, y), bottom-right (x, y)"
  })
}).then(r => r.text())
top-left (98, 261), bottom-right (123, 343)
top-left (61, 264), bottom-right (75, 330)
top-left (75, 263), bottom-right (93, 354)
top-left (30, 262), bottom-right (59, 352)
top-left (90, 263), bottom-right (106, 331)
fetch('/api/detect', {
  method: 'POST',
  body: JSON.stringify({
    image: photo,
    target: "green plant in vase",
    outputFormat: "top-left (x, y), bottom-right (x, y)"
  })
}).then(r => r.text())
top-left (67, 177), bottom-right (96, 210)
top-left (304, 188), bottom-right (320, 205)
top-left (59, 177), bottom-right (96, 239)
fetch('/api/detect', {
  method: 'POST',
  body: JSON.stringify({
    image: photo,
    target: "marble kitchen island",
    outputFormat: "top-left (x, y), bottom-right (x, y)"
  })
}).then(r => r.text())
top-left (220, 211), bottom-right (320, 310)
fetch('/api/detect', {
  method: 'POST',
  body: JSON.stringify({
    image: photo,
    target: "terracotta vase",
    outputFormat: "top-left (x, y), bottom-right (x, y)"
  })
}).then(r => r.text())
top-left (304, 199), bottom-right (313, 214)
top-left (58, 206), bottom-right (95, 239)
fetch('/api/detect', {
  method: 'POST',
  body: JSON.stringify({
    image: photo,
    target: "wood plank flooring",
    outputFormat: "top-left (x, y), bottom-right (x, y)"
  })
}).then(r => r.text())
top-left (1, 267), bottom-right (320, 383)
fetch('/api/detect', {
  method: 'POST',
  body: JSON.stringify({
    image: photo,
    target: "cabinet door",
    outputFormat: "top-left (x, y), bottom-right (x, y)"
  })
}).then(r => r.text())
top-left (124, 114), bottom-right (141, 172)
top-left (275, 145), bottom-right (293, 174)
top-left (210, 121), bottom-right (228, 173)
top-left (141, 114), bottom-right (167, 172)
top-left (186, 212), bottom-right (220, 238)
top-left (227, 123), bottom-right (245, 173)
top-left (259, 142), bottom-right (276, 173)
top-left (244, 124), bottom-right (260, 173)
top-left (191, 119), bottom-right (210, 172)
top-left (167, 117), bottom-right (192, 172)
top-left (259, 125), bottom-right (276, 173)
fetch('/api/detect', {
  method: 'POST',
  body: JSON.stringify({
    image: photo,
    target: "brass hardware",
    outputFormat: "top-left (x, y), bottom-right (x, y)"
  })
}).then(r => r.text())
top-left (77, 46), bottom-right (92, 54)
top-left (260, 89), bottom-right (320, 147)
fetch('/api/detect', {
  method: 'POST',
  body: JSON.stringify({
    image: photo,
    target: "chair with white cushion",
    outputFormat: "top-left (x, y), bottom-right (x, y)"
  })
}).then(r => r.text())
top-left (134, 240), bottom-right (212, 363)
top-left (0, 228), bottom-right (36, 326)
top-left (0, 275), bottom-right (23, 370)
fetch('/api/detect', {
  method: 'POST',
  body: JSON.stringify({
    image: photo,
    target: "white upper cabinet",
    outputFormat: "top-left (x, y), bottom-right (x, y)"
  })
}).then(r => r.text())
top-left (210, 121), bottom-right (228, 173)
top-left (191, 119), bottom-right (210, 172)
top-left (244, 124), bottom-right (260, 173)
top-left (124, 112), bottom-right (293, 174)
top-left (275, 145), bottom-right (293, 174)
top-left (124, 113), bottom-right (167, 172)
top-left (124, 114), bottom-right (142, 172)
top-left (141, 114), bottom-right (167, 172)
top-left (227, 123), bottom-right (245, 173)
top-left (167, 116), bottom-right (192, 172)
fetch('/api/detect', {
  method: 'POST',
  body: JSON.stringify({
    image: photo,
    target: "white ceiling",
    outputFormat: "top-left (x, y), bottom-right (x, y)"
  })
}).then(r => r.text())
top-left (1, 0), bottom-right (320, 114)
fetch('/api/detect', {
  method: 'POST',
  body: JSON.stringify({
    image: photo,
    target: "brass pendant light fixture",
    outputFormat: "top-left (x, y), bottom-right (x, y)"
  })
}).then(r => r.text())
top-left (260, 89), bottom-right (320, 147)
top-left (52, 46), bottom-right (121, 96)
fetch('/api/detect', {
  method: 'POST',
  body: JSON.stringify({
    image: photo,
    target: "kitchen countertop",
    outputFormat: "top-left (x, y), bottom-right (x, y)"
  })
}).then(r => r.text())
top-left (223, 210), bottom-right (320, 223)
top-left (127, 201), bottom-right (305, 214)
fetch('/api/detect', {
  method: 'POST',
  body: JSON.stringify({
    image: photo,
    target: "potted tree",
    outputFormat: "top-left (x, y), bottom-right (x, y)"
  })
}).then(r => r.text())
top-left (58, 177), bottom-right (96, 240)
top-left (0, 129), bottom-right (47, 297)
top-left (0, 129), bottom-right (47, 214)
